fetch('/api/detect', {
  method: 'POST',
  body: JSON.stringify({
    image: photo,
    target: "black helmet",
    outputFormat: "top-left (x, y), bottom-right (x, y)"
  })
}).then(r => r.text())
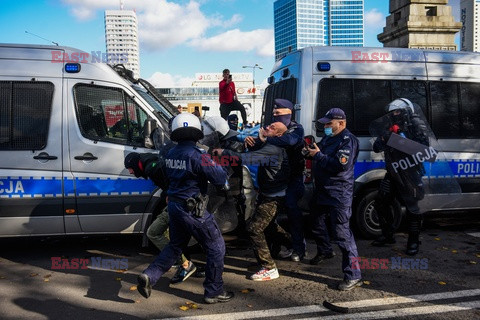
top-left (170, 113), bottom-right (204, 142)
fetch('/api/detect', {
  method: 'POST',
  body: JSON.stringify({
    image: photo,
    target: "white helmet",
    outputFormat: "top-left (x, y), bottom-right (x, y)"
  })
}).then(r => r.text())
top-left (170, 113), bottom-right (204, 142)
top-left (386, 98), bottom-right (414, 114)
top-left (203, 116), bottom-right (239, 140)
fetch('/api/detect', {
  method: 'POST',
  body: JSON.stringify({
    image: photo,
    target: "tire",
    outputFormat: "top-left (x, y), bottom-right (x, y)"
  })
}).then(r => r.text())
top-left (354, 188), bottom-right (404, 239)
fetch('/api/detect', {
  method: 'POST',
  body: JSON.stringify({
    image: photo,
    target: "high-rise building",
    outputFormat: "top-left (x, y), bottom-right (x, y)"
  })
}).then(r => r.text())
top-left (273, 0), bottom-right (364, 60)
top-left (105, 9), bottom-right (140, 78)
top-left (460, 0), bottom-right (480, 52)
top-left (378, 0), bottom-right (461, 50)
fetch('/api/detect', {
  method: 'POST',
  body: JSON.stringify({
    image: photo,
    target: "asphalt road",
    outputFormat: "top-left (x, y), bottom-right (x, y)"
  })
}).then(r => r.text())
top-left (0, 211), bottom-right (479, 320)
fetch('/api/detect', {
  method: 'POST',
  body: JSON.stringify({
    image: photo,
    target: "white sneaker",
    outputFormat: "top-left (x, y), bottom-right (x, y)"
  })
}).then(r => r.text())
top-left (278, 248), bottom-right (293, 259)
top-left (250, 267), bottom-right (279, 281)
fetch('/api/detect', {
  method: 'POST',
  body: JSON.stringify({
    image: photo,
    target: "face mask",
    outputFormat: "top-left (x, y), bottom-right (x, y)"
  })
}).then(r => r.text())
top-left (273, 114), bottom-right (291, 127)
top-left (324, 127), bottom-right (333, 137)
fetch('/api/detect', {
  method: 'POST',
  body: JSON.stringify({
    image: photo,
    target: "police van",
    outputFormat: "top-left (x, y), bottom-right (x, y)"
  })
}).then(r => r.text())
top-left (263, 46), bottom-right (480, 238)
top-left (0, 43), bottom-right (254, 238)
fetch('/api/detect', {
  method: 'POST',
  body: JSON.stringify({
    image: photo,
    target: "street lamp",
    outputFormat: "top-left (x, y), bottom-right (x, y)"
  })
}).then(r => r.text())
top-left (242, 64), bottom-right (263, 122)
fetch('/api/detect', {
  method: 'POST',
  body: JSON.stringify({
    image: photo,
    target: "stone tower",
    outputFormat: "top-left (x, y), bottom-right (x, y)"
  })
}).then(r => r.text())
top-left (378, 0), bottom-right (462, 50)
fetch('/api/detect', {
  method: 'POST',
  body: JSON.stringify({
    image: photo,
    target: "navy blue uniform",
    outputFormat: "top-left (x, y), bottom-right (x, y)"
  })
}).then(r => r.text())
top-left (143, 140), bottom-right (228, 298)
top-left (266, 121), bottom-right (306, 256)
top-left (311, 128), bottom-right (361, 281)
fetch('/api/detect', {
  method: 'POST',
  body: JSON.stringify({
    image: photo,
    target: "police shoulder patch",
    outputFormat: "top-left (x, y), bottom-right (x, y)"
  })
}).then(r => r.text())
top-left (339, 154), bottom-right (349, 165)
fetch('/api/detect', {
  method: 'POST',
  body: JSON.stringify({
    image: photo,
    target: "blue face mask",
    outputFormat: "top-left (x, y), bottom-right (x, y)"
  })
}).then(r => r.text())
top-left (324, 127), bottom-right (333, 137)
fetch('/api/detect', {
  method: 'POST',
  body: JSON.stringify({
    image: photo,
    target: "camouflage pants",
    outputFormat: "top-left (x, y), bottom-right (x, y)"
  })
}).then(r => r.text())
top-left (247, 195), bottom-right (292, 269)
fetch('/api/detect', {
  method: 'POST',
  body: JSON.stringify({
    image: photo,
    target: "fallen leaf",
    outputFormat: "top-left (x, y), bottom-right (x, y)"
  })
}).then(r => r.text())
top-left (30, 273), bottom-right (39, 277)
top-left (130, 285), bottom-right (137, 291)
top-left (438, 281), bottom-right (447, 285)
top-left (44, 274), bottom-right (52, 279)
top-left (363, 280), bottom-right (371, 285)
top-left (476, 253), bottom-right (480, 258)
top-left (44, 278), bottom-right (50, 282)
top-left (451, 250), bottom-right (458, 254)
top-left (241, 289), bottom-right (249, 293)
top-left (190, 304), bottom-right (198, 309)
top-left (434, 237), bottom-right (441, 241)
top-left (179, 306), bottom-right (189, 311)
top-left (247, 304), bottom-right (253, 308)
top-left (116, 269), bottom-right (128, 273)
top-left (115, 277), bottom-right (122, 281)
top-left (469, 261), bottom-right (477, 265)
top-left (0, 276), bottom-right (6, 279)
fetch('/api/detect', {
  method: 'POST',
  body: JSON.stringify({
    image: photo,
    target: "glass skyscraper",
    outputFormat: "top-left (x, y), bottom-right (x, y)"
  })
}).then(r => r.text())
top-left (274, 0), bottom-right (364, 60)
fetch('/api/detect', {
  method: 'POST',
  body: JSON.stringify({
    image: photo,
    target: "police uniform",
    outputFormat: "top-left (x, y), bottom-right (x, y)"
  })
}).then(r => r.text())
top-left (137, 113), bottom-right (233, 303)
top-left (310, 110), bottom-right (361, 285)
top-left (372, 98), bottom-right (429, 255)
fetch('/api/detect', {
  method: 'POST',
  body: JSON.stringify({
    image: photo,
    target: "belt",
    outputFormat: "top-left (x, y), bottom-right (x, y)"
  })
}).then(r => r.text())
top-left (168, 195), bottom-right (188, 206)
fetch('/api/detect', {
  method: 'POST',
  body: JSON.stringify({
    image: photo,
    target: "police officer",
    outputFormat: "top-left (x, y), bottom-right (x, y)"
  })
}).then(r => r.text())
top-left (371, 98), bottom-right (429, 256)
top-left (202, 116), bottom-right (247, 235)
top-left (306, 108), bottom-right (362, 291)
top-left (137, 113), bottom-right (234, 304)
top-left (124, 152), bottom-right (198, 285)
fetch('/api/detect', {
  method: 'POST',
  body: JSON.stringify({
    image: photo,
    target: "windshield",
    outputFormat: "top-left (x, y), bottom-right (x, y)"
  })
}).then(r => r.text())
top-left (133, 86), bottom-right (172, 129)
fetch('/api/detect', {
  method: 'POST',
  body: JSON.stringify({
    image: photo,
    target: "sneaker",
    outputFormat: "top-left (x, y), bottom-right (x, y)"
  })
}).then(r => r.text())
top-left (137, 273), bottom-right (152, 298)
top-left (278, 248), bottom-right (293, 259)
top-left (204, 291), bottom-right (234, 304)
top-left (170, 261), bottom-right (197, 284)
top-left (310, 252), bottom-right (335, 265)
top-left (337, 278), bottom-right (363, 291)
top-left (291, 252), bottom-right (305, 262)
top-left (250, 267), bottom-right (279, 281)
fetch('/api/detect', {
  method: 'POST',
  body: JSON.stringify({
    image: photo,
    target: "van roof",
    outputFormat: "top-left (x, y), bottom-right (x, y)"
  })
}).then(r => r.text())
top-left (292, 46), bottom-right (480, 64)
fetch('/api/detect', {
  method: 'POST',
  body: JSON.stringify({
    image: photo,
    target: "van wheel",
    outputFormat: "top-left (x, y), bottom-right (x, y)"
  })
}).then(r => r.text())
top-left (354, 188), bottom-right (404, 239)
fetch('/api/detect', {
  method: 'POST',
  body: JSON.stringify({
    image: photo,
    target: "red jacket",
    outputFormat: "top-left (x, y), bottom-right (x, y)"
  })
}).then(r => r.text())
top-left (219, 80), bottom-right (235, 104)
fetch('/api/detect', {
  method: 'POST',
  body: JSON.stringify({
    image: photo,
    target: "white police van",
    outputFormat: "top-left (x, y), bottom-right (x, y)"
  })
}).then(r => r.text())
top-left (263, 46), bottom-right (480, 238)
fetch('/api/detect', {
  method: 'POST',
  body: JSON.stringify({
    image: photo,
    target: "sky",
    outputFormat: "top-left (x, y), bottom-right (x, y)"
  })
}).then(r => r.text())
top-left (0, 0), bottom-right (461, 88)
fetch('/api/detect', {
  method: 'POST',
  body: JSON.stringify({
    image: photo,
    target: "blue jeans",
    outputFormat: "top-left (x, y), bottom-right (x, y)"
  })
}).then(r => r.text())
top-left (143, 201), bottom-right (226, 298)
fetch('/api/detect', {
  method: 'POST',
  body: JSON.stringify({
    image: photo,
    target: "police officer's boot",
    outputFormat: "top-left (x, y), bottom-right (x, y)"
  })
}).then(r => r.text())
top-left (406, 215), bottom-right (421, 256)
top-left (406, 232), bottom-right (420, 256)
top-left (371, 215), bottom-right (395, 247)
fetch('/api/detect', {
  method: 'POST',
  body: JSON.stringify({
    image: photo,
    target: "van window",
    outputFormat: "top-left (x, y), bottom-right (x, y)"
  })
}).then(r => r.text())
top-left (262, 78), bottom-right (297, 125)
top-left (74, 84), bottom-right (149, 147)
top-left (317, 79), bottom-right (427, 136)
top-left (430, 81), bottom-right (460, 138)
top-left (0, 81), bottom-right (54, 150)
top-left (459, 82), bottom-right (480, 138)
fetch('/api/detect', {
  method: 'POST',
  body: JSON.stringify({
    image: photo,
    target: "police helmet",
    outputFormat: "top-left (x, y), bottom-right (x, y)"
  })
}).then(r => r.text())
top-left (170, 113), bottom-right (204, 142)
top-left (386, 98), bottom-right (415, 114)
top-left (203, 116), bottom-right (239, 140)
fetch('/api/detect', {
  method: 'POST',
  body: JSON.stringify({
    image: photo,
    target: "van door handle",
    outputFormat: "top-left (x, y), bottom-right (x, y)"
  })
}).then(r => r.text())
top-left (74, 153), bottom-right (98, 161)
top-left (33, 152), bottom-right (58, 160)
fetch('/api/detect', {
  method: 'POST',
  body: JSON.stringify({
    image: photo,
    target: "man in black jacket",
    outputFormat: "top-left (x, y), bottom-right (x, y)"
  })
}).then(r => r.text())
top-left (213, 122), bottom-right (292, 281)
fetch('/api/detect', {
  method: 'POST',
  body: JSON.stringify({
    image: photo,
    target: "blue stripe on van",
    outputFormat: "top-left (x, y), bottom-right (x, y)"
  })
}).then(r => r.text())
top-left (0, 176), bottom-right (156, 198)
top-left (354, 159), bottom-right (480, 178)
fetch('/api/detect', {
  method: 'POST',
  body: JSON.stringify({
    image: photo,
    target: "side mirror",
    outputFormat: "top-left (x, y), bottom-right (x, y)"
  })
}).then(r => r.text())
top-left (143, 119), bottom-right (158, 149)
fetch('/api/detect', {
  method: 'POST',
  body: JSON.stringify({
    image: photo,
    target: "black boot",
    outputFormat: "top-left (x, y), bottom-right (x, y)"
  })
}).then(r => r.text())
top-left (406, 213), bottom-right (422, 256)
top-left (371, 235), bottom-right (396, 247)
top-left (406, 232), bottom-right (420, 256)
